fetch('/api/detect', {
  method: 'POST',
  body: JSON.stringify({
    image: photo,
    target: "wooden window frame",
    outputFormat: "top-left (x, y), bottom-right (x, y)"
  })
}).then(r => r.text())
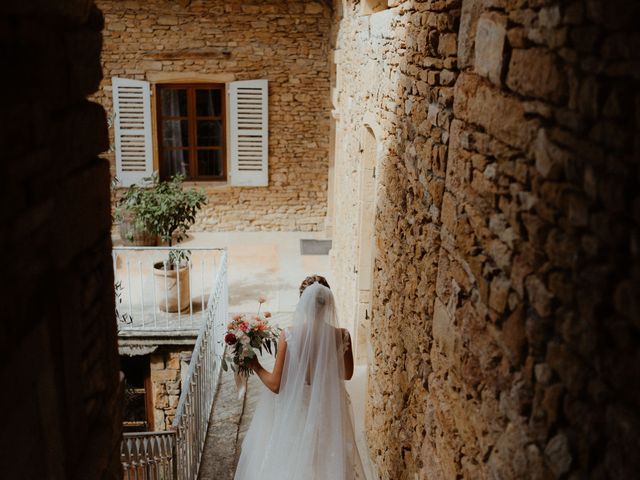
top-left (121, 355), bottom-right (154, 432)
top-left (156, 83), bottom-right (227, 182)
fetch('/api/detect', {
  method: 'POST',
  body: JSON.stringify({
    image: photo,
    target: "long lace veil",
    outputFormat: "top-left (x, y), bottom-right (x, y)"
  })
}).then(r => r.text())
top-left (235, 282), bottom-right (364, 479)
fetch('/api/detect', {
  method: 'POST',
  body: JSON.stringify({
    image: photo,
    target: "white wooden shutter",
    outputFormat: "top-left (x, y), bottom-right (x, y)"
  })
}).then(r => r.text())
top-left (112, 77), bottom-right (153, 187)
top-left (228, 80), bottom-right (269, 186)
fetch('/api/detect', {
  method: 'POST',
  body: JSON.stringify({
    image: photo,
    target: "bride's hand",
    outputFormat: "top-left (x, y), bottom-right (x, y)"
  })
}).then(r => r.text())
top-left (248, 357), bottom-right (260, 370)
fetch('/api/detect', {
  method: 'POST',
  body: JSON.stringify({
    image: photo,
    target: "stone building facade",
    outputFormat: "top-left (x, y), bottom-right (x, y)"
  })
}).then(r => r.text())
top-left (1, 1), bottom-right (123, 478)
top-left (330, 0), bottom-right (640, 478)
top-left (119, 346), bottom-right (193, 433)
top-left (96, 0), bottom-right (332, 232)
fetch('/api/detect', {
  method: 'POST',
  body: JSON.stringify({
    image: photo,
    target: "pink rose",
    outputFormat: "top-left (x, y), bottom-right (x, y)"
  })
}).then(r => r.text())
top-left (264, 311), bottom-right (272, 318)
top-left (224, 333), bottom-right (237, 345)
top-left (239, 321), bottom-right (249, 332)
top-left (232, 314), bottom-right (243, 321)
top-left (258, 296), bottom-right (267, 304)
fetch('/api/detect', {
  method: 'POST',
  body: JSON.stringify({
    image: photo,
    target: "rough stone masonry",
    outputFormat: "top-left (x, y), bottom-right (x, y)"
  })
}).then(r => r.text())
top-left (96, 0), bottom-right (332, 232)
top-left (330, 0), bottom-right (640, 478)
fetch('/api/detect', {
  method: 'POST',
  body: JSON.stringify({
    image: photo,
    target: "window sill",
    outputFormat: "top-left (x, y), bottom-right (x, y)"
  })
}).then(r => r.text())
top-left (182, 180), bottom-right (228, 188)
top-left (115, 180), bottom-right (233, 190)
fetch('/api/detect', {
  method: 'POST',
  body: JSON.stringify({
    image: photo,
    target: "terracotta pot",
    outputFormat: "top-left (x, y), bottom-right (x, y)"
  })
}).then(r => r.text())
top-left (153, 262), bottom-right (191, 313)
top-left (119, 211), bottom-right (158, 246)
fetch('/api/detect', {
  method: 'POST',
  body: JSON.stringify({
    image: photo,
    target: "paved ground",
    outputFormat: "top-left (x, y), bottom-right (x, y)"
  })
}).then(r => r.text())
top-left (178, 231), bottom-right (334, 313)
top-left (113, 230), bottom-right (334, 315)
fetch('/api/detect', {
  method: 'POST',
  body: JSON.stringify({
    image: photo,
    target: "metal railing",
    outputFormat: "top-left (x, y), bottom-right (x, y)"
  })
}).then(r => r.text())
top-left (121, 431), bottom-right (176, 480)
top-left (119, 249), bottom-right (228, 480)
top-left (172, 252), bottom-right (228, 479)
top-left (113, 247), bottom-right (224, 331)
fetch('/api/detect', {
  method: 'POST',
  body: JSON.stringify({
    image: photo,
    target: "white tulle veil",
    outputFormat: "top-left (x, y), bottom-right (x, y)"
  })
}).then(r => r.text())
top-left (234, 282), bottom-right (365, 480)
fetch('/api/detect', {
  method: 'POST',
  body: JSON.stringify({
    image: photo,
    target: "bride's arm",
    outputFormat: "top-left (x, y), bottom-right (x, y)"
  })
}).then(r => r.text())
top-left (342, 328), bottom-right (354, 380)
top-left (249, 331), bottom-right (287, 394)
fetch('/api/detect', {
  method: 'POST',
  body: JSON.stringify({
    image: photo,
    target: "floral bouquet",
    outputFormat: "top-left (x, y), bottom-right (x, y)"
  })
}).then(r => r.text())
top-left (222, 297), bottom-right (281, 377)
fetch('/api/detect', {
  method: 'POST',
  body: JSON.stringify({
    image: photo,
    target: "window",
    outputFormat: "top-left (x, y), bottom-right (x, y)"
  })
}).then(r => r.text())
top-left (121, 355), bottom-right (153, 432)
top-left (113, 77), bottom-right (268, 187)
top-left (157, 84), bottom-right (226, 181)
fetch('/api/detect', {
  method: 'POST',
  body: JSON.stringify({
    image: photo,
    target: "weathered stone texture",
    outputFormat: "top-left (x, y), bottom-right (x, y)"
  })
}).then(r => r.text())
top-left (96, 0), bottom-right (332, 232)
top-left (150, 348), bottom-right (191, 430)
top-left (331, 0), bottom-right (640, 478)
top-left (0, 1), bottom-right (122, 478)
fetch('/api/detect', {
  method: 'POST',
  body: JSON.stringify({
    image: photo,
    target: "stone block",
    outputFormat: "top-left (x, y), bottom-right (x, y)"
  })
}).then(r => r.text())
top-left (440, 192), bottom-right (457, 233)
top-left (154, 409), bottom-right (165, 432)
top-left (432, 298), bottom-right (457, 360)
top-left (165, 380), bottom-right (181, 395)
top-left (150, 353), bottom-right (165, 370)
top-left (502, 304), bottom-right (526, 364)
top-left (542, 383), bottom-right (563, 425)
top-left (525, 276), bottom-right (553, 317)
top-left (154, 384), bottom-right (169, 408)
top-left (157, 16), bottom-right (178, 26)
top-left (454, 73), bottom-right (539, 151)
top-left (141, 60), bottom-right (163, 71)
top-left (438, 33), bottom-right (457, 58)
top-left (489, 274), bottom-right (510, 314)
top-left (544, 433), bottom-right (572, 477)
top-left (534, 363), bottom-right (553, 385)
top-left (539, 6), bottom-right (562, 29)
top-left (152, 368), bottom-right (179, 382)
top-left (166, 352), bottom-right (180, 370)
top-left (506, 48), bottom-right (567, 103)
top-left (474, 13), bottom-right (507, 86)
top-left (304, 2), bottom-right (324, 15)
top-left (107, 22), bottom-right (126, 32)
top-left (458, 0), bottom-right (484, 68)
top-left (534, 129), bottom-right (570, 179)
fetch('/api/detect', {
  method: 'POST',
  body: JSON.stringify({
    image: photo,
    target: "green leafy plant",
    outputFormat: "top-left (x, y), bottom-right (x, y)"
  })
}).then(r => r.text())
top-left (158, 248), bottom-right (192, 271)
top-left (115, 172), bottom-right (207, 249)
top-left (115, 281), bottom-right (133, 324)
top-left (144, 173), bottom-right (207, 246)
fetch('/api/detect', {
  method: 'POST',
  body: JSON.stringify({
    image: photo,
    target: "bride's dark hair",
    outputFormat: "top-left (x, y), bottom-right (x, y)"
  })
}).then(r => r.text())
top-left (299, 275), bottom-right (330, 296)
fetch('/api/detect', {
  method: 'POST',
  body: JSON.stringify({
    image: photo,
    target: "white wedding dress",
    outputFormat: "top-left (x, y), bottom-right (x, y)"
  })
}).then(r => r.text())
top-left (234, 283), bottom-right (366, 480)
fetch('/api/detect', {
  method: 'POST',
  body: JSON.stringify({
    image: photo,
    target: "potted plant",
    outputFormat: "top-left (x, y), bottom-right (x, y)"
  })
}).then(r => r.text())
top-left (154, 249), bottom-right (192, 313)
top-left (146, 174), bottom-right (207, 313)
top-left (115, 179), bottom-right (159, 246)
top-left (115, 173), bottom-right (206, 311)
top-left (142, 173), bottom-right (207, 247)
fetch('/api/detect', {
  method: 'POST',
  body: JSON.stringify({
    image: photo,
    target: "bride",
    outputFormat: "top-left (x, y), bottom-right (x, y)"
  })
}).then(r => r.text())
top-left (234, 275), bottom-right (366, 479)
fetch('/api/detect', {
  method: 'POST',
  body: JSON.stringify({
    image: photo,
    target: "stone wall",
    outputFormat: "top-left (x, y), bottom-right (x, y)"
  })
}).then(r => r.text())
top-left (331, 0), bottom-right (640, 478)
top-left (96, 0), bottom-right (332, 232)
top-left (1, 1), bottom-right (123, 478)
top-left (150, 347), bottom-right (192, 430)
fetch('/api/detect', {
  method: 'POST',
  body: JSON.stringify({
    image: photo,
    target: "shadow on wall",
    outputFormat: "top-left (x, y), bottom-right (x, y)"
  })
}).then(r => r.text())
top-left (351, 0), bottom-right (640, 478)
top-left (2, 2), bottom-right (123, 479)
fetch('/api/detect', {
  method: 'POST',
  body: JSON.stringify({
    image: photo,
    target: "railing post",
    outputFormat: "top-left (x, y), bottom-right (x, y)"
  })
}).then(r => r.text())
top-left (172, 428), bottom-right (179, 480)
